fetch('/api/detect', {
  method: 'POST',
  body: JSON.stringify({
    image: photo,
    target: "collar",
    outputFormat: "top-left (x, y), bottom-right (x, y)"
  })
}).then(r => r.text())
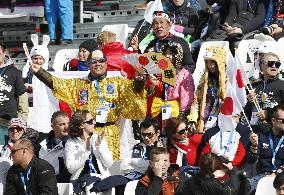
top-left (88, 72), bottom-right (107, 82)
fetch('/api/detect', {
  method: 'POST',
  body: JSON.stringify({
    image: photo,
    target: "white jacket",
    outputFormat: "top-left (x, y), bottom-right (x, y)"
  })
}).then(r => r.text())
top-left (120, 142), bottom-right (150, 175)
top-left (64, 134), bottom-right (113, 180)
top-left (39, 139), bottom-right (65, 175)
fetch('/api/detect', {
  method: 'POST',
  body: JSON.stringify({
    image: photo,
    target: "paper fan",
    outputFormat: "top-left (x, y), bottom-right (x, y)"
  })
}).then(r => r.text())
top-left (123, 53), bottom-right (161, 74)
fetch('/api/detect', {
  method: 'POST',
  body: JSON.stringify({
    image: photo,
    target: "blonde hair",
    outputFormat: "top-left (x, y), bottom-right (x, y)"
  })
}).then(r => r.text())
top-left (97, 31), bottom-right (116, 47)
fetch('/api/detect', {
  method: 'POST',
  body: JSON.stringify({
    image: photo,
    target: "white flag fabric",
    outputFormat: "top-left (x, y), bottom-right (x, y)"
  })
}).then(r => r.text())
top-left (218, 82), bottom-right (238, 132)
top-left (144, 0), bottom-right (163, 24)
top-left (227, 52), bottom-right (247, 115)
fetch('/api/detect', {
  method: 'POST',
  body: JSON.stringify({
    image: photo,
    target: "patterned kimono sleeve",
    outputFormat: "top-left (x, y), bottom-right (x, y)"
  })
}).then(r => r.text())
top-left (52, 77), bottom-right (78, 109)
top-left (119, 78), bottom-right (147, 120)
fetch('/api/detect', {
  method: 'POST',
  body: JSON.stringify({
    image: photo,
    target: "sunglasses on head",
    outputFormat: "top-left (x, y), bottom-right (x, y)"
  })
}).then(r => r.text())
top-left (84, 119), bottom-right (94, 125)
top-left (267, 61), bottom-right (281, 68)
top-left (141, 132), bottom-right (155, 139)
top-left (9, 127), bottom-right (24, 133)
top-left (89, 58), bottom-right (106, 64)
top-left (176, 128), bottom-right (188, 135)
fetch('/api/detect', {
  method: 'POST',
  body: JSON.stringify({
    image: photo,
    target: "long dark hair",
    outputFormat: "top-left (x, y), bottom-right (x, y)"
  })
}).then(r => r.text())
top-left (69, 110), bottom-right (90, 137)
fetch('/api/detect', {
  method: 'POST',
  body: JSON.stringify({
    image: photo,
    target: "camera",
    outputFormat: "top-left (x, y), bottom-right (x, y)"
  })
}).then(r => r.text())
top-left (260, 26), bottom-right (275, 35)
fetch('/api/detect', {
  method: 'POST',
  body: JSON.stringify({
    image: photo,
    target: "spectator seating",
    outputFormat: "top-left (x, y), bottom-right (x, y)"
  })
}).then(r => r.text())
top-left (255, 176), bottom-right (276, 195)
top-left (52, 49), bottom-right (79, 72)
top-left (85, 184), bottom-right (115, 195)
top-left (57, 183), bottom-right (74, 195)
top-left (102, 24), bottom-right (130, 47)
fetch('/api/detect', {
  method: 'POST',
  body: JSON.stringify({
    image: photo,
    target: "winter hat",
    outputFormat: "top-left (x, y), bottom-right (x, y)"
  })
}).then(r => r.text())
top-left (8, 118), bottom-right (27, 131)
top-left (29, 34), bottom-right (50, 70)
top-left (79, 39), bottom-right (98, 54)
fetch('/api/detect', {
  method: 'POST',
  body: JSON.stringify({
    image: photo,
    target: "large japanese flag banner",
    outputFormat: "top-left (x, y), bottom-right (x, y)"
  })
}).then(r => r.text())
top-left (28, 71), bottom-right (121, 133)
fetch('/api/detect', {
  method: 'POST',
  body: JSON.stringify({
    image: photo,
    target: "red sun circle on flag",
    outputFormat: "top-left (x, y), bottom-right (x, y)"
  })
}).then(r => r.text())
top-left (138, 56), bottom-right (149, 66)
top-left (158, 59), bottom-right (169, 70)
top-left (220, 97), bottom-right (233, 115)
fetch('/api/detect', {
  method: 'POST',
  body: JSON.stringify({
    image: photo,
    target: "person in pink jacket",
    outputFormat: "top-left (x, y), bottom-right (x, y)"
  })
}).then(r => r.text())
top-left (147, 41), bottom-right (195, 120)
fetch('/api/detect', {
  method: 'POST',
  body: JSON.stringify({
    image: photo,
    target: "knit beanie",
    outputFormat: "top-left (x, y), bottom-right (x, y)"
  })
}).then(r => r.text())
top-left (79, 39), bottom-right (98, 54)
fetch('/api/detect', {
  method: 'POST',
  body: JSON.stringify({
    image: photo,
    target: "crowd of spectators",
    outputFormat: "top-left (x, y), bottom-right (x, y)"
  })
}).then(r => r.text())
top-left (0, 0), bottom-right (284, 194)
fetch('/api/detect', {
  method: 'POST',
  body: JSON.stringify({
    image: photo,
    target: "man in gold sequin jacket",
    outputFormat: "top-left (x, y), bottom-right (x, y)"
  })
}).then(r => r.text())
top-left (29, 50), bottom-right (147, 160)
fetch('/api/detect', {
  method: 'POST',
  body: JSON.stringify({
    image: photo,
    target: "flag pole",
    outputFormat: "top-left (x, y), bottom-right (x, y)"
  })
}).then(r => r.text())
top-left (235, 50), bottom-right (261, 112)
top-left (228, 81), bottom-right (253, 132)
top-left (136, 20), bottom-right (146, 36)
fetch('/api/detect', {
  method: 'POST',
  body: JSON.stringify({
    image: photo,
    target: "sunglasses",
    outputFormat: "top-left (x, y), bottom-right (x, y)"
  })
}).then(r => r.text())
top-left (89, 58), bottom-right (106, 64)
top-left (10, 148), bottom-right (26, 155)
top-left (275, 118), bottom-right (284, 123)
top-left (176, 128), bottom-right (188, 135)
top-left (9, 127), bottom-right (24, 133)
top-left (84, 119), bottom-right (94, 125)
top-left (267, 61), bottom-right (281, 68)
top-left (141, 132), bottom-right (155, 139)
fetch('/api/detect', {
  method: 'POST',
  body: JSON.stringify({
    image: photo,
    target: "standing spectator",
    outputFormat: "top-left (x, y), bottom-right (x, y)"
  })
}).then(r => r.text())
top-left (29, 49), bottom-right (147, 160)
top-left (45, 0), bottom-right (73, 44)
top-left (120, 117), bottom-right (161, 180)
top-left (4, 139), bottom-right (58, 195)
top-left (39, 111), bottom-right (71, 182)
top-left (245, 51), bottom-right (284, 133)
top-left (247, 105), bottom-right (284, 192)
top-left (0, 42), bottom-right (27, 145)
top-left (64, 39), bottom-right (98, 71)
top-left (135, 147), bottom-right (185, 195)
top-left (130, 11), bottom-right (195, 73)
top-left (64, 110), bottom-right (113, 180)
top-left (165, 117), bottom-right (203, 166)
top-left (188, 45), bottom-right (227, 132)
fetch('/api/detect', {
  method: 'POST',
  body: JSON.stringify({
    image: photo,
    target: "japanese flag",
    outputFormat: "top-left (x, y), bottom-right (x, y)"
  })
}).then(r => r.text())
top-left (227, 52), bottom-right (247, 115)
top-left (218, 82), bottom-right (238, 132)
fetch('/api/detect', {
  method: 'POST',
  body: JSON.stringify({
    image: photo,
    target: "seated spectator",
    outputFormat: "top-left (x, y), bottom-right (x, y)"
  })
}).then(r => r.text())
top-left (120, 117), bottom-right (161, 180)
top-left (63, 39), bottom-right (98, 71)
top-left (5, 139), bottom-right (58, 195)
top-left (188, 46), bottom-right (227, 132)
top-left (260, 0), bottom-right (284, 40)
top-left (245, 51), bottom-right (284, 134)
top-left (0, 42), bottom-right (28, 144)
top-left (146, 42), bottom-right (195, 119)
top-left (97, 31), bottom-right (116, 50)
top-left (135, 147), bottom-right (186, 194)
top-left (247, 105), bottom-right (284, 192)
top-left (222, 0), bottom-right (266, 47)
top-left (198, 115), bottom-right (250, 169)
top-left (175, 152), bottom-right (250, 195)
top-left (39, 111), bottom-right (71, 182)
top-left (166, 0), bottom-right (199, 38)
top-left (130, 11), bottom-right (195, 73)
top-left (274, 172), bottom-right (284, 195)
top-left (165, 117), bottom-right (203, 166)
top-left (64, 110), bottom-right (113, 180)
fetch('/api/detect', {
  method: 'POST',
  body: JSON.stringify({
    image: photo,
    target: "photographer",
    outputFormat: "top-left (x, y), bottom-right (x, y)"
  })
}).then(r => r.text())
top-left (260, 0), bottom-right (284, 40)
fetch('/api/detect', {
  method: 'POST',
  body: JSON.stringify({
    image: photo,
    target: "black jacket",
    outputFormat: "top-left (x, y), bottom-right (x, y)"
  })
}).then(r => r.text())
top-left (175, 168), bottom-right (250, 195)
top-left (4, 156), bottom-right (58, 195)
top-left (166, 0), bottom-right (199, 35)
top-left (144, 35), bottom-right (195, 73)
top-left (244, 77), bottom-right (284, 125)
top-left (247, 130), bottom-right (284, 174)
